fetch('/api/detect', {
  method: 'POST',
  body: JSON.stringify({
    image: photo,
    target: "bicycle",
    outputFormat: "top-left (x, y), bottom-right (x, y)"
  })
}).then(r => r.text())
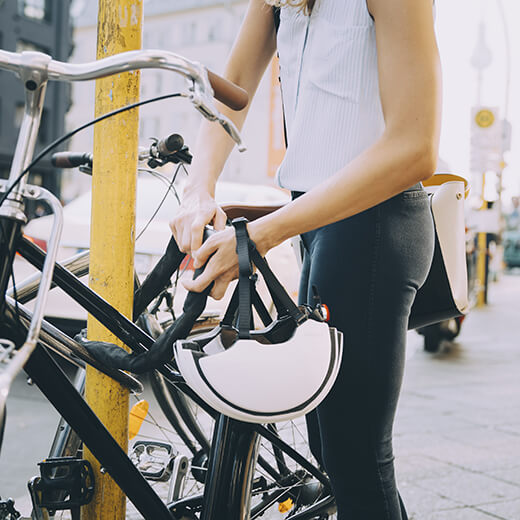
top-left (0, 48), bottom-right (337, 520)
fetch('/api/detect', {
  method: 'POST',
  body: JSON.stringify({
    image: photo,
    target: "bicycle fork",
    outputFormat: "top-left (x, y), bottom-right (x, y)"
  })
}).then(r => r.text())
top-left (201, 414), bottom-right (259, 520)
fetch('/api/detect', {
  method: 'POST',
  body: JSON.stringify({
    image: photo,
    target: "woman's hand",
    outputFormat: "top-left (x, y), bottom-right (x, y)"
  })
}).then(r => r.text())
top-left (169, 189), bottom-right (227, 255)
top-left (183, 222), bottom-right (271, 300)
top-left (183, 226), bottom-right (238, 300)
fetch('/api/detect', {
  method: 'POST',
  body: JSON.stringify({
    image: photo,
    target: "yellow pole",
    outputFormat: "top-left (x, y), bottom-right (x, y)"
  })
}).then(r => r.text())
top-left (83, 2), bottom-right (142, 519)
top-left (476, 231), bottom-right (487, 307)
top-left (477, 173), bottom-right (487, 307)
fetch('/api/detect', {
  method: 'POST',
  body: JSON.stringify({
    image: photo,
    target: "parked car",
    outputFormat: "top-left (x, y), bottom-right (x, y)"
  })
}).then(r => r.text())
top-left (503, 230), bottom-right (520, 269)
top-left (22, 177), bottom-right (293, 336)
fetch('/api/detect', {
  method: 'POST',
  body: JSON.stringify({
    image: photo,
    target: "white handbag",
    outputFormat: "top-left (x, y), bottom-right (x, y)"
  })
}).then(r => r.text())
top-left (408, 174), bottom-right (470, 329)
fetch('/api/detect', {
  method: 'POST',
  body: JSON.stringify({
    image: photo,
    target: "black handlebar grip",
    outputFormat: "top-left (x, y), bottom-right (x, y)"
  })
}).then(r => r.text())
top-left (51, 152), bottom-right (92, 168)
top-left (156, 134), bottom-right (184, 156)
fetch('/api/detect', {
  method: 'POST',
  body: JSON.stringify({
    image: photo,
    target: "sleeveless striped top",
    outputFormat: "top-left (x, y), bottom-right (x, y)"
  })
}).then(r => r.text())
top-left (275, 0), bottom-right (436, 191)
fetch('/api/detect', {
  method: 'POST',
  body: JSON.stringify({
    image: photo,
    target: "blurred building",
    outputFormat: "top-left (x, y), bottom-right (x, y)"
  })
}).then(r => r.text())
top-left (65, 0), bottom-right (283, 201)
top-left (0, 0), bottom-right (72, 200)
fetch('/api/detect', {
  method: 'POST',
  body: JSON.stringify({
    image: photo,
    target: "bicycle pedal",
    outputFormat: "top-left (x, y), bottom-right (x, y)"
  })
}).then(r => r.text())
top-left (28, 457), bottom-right (94, 516)
top-left (0, 496), bottom-right (21, 520)
top-left (130, 441), bottom-right (174, 482)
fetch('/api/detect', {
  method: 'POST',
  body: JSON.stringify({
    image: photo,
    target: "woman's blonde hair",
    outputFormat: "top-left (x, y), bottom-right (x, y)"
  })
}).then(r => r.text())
top-left (265, 0), bottom-right (315, 15)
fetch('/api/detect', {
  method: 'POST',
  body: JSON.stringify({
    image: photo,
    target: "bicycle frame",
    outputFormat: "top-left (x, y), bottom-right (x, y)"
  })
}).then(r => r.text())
top-left (2, 231), bottom-right (333, 519)
top-left (0, 48), bottom-right (333, 520)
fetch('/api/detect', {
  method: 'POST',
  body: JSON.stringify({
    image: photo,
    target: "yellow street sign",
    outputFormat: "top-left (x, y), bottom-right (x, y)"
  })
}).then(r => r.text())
top-left (475, 109), bottom-right (495, 128)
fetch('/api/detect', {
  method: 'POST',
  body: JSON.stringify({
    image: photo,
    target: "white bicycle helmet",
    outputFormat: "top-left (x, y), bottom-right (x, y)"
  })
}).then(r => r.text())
top-left (174, 218), bottom-right (343, 423)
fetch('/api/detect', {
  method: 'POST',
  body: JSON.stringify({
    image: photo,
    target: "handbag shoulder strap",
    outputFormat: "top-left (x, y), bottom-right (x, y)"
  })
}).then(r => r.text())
top-left (272, 5), bottom-right (288, 150)
top-left (273, 6), bottom-right (281, 33)
top-left (423, 173), bottom-right (469, 198)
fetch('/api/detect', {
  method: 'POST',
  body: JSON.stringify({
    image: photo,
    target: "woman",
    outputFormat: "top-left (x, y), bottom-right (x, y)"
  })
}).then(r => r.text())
top-left (170, 0), bottom-right (440, 518)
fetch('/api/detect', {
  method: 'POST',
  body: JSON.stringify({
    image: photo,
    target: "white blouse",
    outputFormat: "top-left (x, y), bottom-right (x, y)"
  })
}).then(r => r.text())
top-left (276, 0), bottom-right (435, 192)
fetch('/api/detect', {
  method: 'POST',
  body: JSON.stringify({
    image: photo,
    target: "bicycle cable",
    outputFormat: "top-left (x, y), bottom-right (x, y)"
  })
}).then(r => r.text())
top-left (0, 92), bottom-right (183, 209)
top-left (135, 163), bottom-right (183, 242)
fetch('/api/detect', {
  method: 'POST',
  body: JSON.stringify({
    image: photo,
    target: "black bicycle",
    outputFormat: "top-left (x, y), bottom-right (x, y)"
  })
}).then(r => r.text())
top-left (0, 48), bottom-right (336, 520)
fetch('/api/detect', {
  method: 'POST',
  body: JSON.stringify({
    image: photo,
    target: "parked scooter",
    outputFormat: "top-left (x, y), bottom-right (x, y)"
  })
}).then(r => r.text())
top-left (416, 316), bottom-right (465, 353)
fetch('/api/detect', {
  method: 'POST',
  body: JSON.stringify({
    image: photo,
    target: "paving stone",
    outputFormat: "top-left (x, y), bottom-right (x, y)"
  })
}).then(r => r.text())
top-left (398, 454), bottom-right (458, 481)
top-left (488, 467), bottom-right (520, 487)
top-left (414, 469), bottom-right (520, 506)
top-left (427, 506), bottom-right (507, 519)
top-left (496, 423), bottom-right (520, 436)
top-left (439, 426), bottom-right (520, 451)
top-left (400, 480), bottom-right (461, 518)
top-left (394, 412), bottom-right (479, 436)
top-left (478, 498), bottom-right (520, 519)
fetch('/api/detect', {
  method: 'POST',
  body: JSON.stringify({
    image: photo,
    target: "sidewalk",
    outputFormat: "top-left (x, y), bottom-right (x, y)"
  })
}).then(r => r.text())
top-left (396, 271), bottom-right (520, 519)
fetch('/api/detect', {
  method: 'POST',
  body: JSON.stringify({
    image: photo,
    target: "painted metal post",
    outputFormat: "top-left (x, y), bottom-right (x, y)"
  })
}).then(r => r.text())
top-left (83, 1), bottom-right (142, 519)
top-left (477, 174), bottom-right (488, 307)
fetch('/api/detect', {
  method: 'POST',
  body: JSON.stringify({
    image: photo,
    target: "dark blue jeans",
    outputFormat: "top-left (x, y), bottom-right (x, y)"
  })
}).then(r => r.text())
top-left (295, 185), bottom-right (434, 519)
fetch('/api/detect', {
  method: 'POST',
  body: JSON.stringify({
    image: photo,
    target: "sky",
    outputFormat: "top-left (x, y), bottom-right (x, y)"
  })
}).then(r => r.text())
top-left (435, 0), bottom-right (519, 208)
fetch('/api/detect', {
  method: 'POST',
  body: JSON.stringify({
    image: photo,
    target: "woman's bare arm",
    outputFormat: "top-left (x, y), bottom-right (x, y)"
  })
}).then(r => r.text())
top-left (186, 0), bottom-right (442, 297)
top-left (170, 0), bottom-right (277, 254)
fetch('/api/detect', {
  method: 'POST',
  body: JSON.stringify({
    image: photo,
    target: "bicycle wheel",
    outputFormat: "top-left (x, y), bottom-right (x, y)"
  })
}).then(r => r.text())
top-left (151, 371), bottom-right (336, 519)
top-left (151, 372), bottom-right (337, 520)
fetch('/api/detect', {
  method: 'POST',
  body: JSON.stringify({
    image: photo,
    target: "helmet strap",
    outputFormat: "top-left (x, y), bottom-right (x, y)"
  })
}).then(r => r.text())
top-left (231, 218), bottom-right (306, 340)
top-left (232, 217), bottom-right (253, 339)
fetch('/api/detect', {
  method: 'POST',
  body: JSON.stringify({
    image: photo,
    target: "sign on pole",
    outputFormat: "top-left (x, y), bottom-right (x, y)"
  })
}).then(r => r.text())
top-left (470, 106), bottom-right (501, 173)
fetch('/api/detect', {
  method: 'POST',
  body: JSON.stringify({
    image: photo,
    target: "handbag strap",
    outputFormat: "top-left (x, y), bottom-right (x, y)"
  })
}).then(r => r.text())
top-left (422, 173), bottom-right (469, 198)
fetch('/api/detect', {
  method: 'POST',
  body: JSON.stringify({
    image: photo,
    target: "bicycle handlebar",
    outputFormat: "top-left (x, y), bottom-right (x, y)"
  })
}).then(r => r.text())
top-left (0, 49), bottom-right (248, 111)
top-left (51, 152), bottom-right (92, 169)
top-left (51, 132), bottom-right (191, 170)
top-left (154, 133), bottom-right (184, 156)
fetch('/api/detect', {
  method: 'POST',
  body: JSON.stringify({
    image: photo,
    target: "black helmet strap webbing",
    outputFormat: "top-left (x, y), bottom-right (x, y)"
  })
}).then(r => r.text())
top-left (231, 218), bottom-right (305, 339)
top-left (249, 246), bottom-right (304, 324)
top-left (233, 218), bottom-right (253, 339)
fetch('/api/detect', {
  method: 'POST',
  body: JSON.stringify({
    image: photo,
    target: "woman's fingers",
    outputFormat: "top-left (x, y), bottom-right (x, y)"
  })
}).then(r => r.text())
top-left (190, 215), bottom-right (212, 254)
top-left (183, 228), bottom-right (238, 294)
top-left (183, 269), bottom-right (214, 293)
top-left (210, 270), bottom-right (236, 300)
top-left (192, 227), bottom-right (235, 268)
top-left (170, 195), bottom-right (223, 255)
top-left (213, 206), bottom-right (228, 231)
